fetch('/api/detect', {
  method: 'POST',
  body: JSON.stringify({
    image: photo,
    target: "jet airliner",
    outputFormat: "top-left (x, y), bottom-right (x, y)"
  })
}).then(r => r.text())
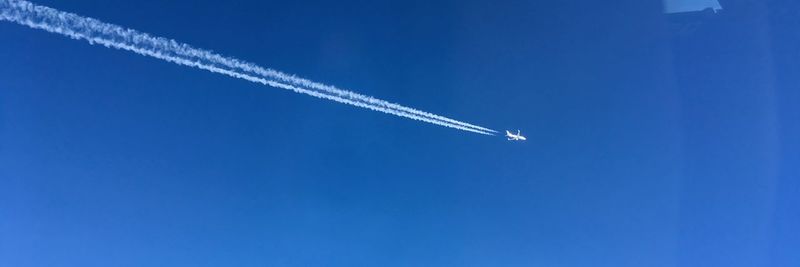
top-left (506, 130), bottom-right (526, 141)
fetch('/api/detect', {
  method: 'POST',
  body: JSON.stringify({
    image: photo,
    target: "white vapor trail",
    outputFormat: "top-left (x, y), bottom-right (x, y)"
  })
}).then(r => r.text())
top-left (0, 0), bottom-right (496, 135)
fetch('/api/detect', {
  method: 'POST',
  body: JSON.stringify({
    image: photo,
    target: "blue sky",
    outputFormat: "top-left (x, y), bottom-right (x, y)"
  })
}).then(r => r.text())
top-left (664, 0), bottom-right (721, 13)
top-left (1, 0), bottom-right (798, 266)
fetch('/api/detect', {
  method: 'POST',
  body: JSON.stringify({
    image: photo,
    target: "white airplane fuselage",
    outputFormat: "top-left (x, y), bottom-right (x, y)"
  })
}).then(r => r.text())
top-left (506, 130), bottom-right (527, 141)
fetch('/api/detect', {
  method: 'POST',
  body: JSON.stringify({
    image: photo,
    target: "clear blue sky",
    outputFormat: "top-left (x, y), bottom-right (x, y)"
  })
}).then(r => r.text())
top-left (1, 0), bottom-right (798, 266)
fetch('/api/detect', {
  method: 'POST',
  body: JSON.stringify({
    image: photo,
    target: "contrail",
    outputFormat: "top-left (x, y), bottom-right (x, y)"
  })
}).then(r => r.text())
top-left (0, 0), bottom-right (496, 135)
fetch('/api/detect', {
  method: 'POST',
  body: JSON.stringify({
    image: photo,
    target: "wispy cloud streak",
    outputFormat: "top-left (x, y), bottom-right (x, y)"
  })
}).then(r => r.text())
top-left (0, 0), bottom-right (495, 135)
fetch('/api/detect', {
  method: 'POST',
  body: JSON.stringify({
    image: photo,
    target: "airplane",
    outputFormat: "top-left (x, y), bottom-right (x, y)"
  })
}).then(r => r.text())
top-left (505, 130), bottom-right (527, 141)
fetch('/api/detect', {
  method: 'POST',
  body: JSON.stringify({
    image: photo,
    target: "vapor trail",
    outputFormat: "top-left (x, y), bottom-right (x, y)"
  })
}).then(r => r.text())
top-left (0, 0), bottom-right (496, 135)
